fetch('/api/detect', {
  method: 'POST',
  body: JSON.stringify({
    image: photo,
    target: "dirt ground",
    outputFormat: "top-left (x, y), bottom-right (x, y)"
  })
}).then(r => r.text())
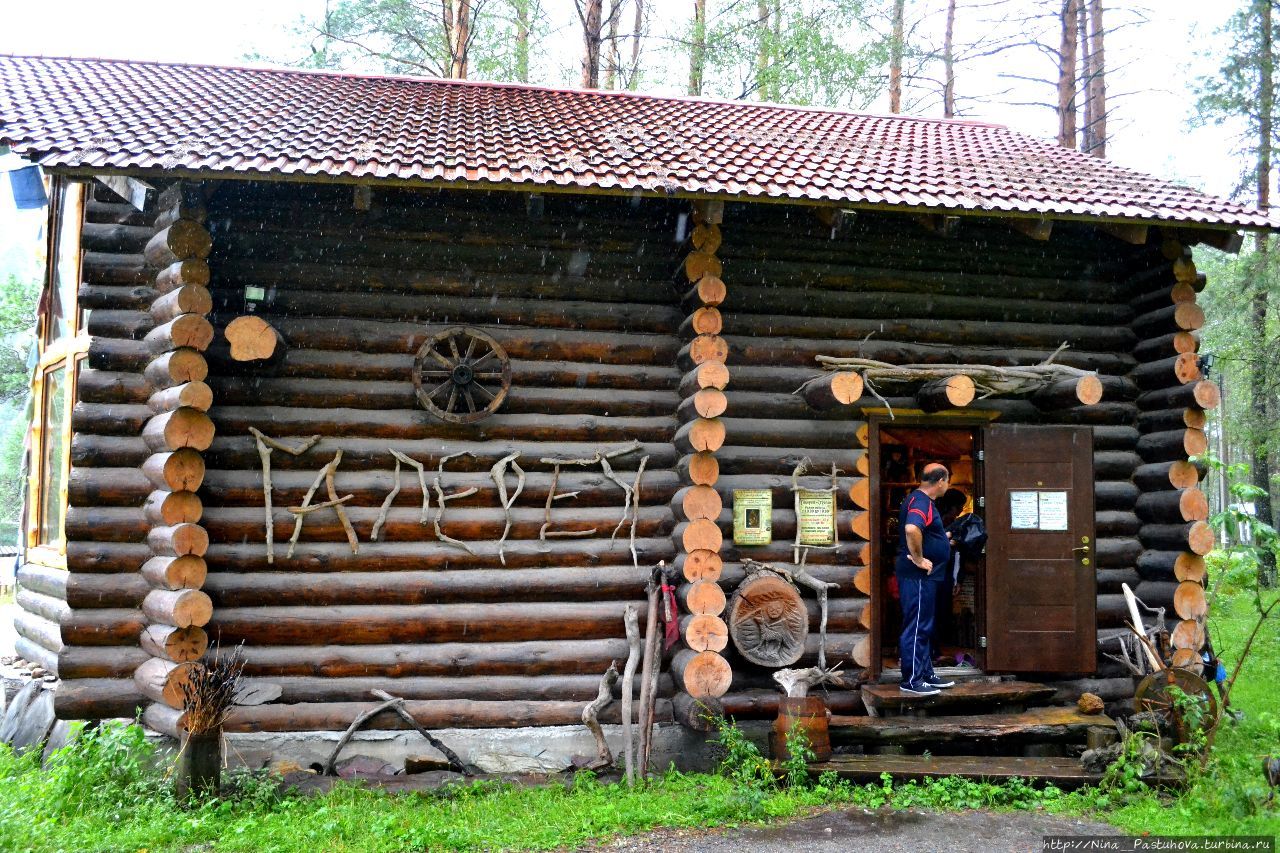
top-left (595, 806), bottom-right (1121, 852)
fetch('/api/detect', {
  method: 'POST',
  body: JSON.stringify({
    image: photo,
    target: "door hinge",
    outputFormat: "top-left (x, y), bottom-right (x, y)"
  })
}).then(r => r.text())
top-left (977, 450), bottom-right (984, 462)
top-left (979, 636), bottom-right (988, 648)
top-left (978, 496), bottom-right (985, 508)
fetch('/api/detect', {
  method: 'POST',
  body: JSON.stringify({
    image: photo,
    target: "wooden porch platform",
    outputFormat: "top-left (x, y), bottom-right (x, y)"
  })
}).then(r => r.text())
top-left (808, 754), bottom-right (1105, 789)
top-left (862, 680), bottom-right (1056, 717)
top-left (829, 706), bottom-right (1114, 746)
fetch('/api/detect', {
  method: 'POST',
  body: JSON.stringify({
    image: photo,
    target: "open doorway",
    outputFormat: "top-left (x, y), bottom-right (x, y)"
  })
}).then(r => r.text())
top-left (873, 424), bottom-right (984, 680)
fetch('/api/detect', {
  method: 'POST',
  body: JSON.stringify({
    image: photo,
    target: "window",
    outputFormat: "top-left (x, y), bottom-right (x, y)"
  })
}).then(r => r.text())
top-left (26, 179), bottom-right (88, 564)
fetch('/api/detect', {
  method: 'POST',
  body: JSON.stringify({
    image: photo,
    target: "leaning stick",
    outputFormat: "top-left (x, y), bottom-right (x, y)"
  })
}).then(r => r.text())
top-left (582, 661), bottom-right (620, 770)
top-left (621, 603), bottom-right (641, 786)
top-left (370, 689), bottom-right (469, 774)
top-left (637, 566), bottom-right (661, 779)
top-left (252, 436), bottom-right (275, 564)
top-left (371, 457), bottom-right (401, 541)
top-left (324, 696), bottom-right (403, 775)
top-left (388, 449), bottom-right (430, 523)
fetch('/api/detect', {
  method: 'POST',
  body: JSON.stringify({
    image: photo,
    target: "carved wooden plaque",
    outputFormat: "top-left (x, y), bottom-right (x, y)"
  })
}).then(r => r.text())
top-left (727, 573), bottom-right (808, 667)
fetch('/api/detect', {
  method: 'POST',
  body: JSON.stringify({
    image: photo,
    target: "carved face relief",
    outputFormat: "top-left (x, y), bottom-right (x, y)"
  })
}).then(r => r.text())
top-left (729, 579), bottom-right (807, 667)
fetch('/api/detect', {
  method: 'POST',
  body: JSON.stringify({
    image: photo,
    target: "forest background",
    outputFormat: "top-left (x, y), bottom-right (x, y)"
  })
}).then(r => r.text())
top-left (0, 0), bottom-right (1275, 573)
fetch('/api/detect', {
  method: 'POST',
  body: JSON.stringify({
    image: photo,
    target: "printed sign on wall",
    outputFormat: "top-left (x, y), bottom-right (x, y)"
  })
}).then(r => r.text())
top-left (733, 489), bottom-right (773, 545)
top-left (796, 489), bottom-right (837, 546)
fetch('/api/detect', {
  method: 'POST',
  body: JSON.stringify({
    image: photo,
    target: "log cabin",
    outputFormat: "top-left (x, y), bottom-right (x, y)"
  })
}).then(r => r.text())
top-left (0, 54), bottom-right (1271, 777)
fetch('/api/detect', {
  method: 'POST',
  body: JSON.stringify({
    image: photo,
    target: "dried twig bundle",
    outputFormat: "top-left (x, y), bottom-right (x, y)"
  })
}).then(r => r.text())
top-left (178, 642), bottom-right (246, 734)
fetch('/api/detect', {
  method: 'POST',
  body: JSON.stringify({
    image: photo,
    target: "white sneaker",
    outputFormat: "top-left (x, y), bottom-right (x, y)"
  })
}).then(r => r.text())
top-left (899, 683), bottom-right (941, 696)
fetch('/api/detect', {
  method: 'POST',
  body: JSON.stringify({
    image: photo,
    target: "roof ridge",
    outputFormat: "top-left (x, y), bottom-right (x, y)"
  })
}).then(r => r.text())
top-left (0, 52), bottom-right (1008, 130)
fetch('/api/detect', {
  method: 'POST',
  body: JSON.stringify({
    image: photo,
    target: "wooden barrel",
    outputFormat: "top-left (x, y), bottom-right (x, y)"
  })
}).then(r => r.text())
top-left (727, 572), bottom-right (808, 667)
top-left (770, 695), bottom-right (831, 762)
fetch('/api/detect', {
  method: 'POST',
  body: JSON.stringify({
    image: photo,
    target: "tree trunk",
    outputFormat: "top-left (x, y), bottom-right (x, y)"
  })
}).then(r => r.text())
top-left (889, 0), bottom-right (905, 113)
top-left (690, 0), bottom-right (707, 95)
top-left (943, 0), bottom-right (956, 117)
top-left (1057, 0), bottom-right (1080, 148)
top-left (1086, 0), bottom-right (1106, 157)
top-left (1254, 0), bottom-right (1276, 586)
top-left (580, 0), bottom-right (604, 88)
top-left (514, 0), bottom-right (531, 82)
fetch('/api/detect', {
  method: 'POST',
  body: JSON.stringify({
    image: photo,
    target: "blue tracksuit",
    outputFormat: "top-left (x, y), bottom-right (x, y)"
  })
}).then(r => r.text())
top-left (895, 489), bottom-right (951, 688)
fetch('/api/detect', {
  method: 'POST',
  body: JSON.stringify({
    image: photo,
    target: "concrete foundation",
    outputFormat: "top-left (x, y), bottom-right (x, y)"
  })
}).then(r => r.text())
top-left (211, 721), bottom-right (773, 775)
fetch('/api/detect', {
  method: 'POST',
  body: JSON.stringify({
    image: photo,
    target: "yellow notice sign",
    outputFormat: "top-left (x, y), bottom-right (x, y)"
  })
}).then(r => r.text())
top-left (733, 489), bottom-right (773, 545)
top-left (796, 489), bottom-right (836, 546)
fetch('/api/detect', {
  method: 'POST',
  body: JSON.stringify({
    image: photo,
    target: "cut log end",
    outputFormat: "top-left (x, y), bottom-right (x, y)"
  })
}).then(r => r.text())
top-left (679, 549), bottom-right (724, 582)
top-left (672, 649), bottom-right (732, 699)
top-left (225, 315), bottom-right (284, 362)
top-left (917, 374), bottom-right (975, 411)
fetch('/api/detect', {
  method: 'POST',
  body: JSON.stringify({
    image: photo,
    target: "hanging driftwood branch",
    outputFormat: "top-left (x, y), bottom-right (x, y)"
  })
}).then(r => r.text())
top-left (581, 660), bottom-right (620, 771)
top-left (247, 428), bottom-right (321, 564)
top-left (431, 451), bottom-right (478, 554)
top-left (371, 456), bottom-right (401, 541)
top-left (326, 454), bottom-right (359, 554)
top-left (388, 449), bottom-right (430, 523)
top-left (286, 451), bottom-right (345, 559)
top-left (629, 457), bottom-right (649, 569)
top-left (287, 495), bottom-right (353, 515)
top-left (804, 342), bottom-right (1102, 411)
top-left (369, 689), bottom-right (469, 775)
top-left (490, 452), bottom-right (526, 565)
top-left (772, 664), bottom-right (852, 698)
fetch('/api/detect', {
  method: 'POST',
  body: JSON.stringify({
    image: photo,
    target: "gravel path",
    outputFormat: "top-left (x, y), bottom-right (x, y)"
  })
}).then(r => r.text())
top-left (594, 807), bottom-right (1120, 852)
top-left (0, 603), bottom-right (15, 657)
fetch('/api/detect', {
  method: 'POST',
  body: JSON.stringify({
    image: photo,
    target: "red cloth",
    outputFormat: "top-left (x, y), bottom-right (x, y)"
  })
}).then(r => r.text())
top-left (661, 583), bottom-right (679, 650)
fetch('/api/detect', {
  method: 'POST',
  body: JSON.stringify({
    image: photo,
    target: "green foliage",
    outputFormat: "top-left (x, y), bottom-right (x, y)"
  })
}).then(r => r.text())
top-left (0, 272), bottom-right (37, 405)
top-left (780, 722), bottom-right (816, 790)
top-left (709, 713), bottom-right (774, 790)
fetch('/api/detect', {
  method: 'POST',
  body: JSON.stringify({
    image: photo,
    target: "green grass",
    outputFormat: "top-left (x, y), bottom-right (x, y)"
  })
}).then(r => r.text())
top-left (1, 584), bottom-right (1277, 851)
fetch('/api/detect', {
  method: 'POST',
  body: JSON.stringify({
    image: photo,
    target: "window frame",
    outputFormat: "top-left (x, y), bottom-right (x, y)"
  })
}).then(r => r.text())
top-left (25, 178), bottom-right (90, 567)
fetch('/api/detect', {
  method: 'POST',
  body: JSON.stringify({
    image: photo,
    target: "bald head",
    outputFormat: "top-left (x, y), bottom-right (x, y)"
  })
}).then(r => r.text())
top-left (920, 463), bottom-right (950, 497)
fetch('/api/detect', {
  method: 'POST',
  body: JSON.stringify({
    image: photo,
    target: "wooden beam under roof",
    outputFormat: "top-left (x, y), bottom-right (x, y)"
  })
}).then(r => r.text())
top-left (94, 174), bottom-right (155, 212)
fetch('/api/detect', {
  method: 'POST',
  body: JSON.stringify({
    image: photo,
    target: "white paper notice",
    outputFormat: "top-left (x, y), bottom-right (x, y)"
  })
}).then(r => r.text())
top-left (1038, 491), bottom-right (1069, 530)
top-left (1010, 491), bottom-right (1039, 529)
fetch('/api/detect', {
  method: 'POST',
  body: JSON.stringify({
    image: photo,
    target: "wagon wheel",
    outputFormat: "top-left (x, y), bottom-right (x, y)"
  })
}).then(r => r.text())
top-left (412, 327), bottom-right (511, 424)
top-left (1134, 668), bottom-right (1217, 744)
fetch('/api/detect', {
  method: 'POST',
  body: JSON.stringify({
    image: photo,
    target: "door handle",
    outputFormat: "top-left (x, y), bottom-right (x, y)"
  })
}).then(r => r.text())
top-left (1071, 545), bottom-right (1090, 554)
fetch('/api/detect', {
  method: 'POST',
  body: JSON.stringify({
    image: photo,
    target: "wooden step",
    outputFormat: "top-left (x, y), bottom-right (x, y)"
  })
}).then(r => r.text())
top-left (829, 706), bottom-right (1114, 746)
top-left (862, 680), bottom-right (1055, 717)
top-left (809, 754), bottom-right (1104, 789)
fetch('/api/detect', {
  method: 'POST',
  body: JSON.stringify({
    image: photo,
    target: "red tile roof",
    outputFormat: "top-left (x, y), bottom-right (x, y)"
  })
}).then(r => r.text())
top-left (1, 54), bottom-right (1272, 229)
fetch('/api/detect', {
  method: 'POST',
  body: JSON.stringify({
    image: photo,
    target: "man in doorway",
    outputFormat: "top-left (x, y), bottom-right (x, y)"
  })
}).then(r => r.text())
top-left (895, 463), bottom-right (957, 696)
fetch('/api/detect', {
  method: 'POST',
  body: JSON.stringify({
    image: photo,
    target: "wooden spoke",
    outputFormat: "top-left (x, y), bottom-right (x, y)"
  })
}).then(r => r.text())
top-left (413, 327), bottom-right (512, 424)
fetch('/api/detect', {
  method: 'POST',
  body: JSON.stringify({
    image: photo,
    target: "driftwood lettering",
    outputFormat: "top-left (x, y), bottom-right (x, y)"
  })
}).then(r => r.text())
top-left (434, 451), bottom-right (478, 554)
top-left (286, 450), bottom-right (354, 558)
top-left (490, 452), bottom-right (525, 565)
top-left (248, 427), bottom-right (320, 563)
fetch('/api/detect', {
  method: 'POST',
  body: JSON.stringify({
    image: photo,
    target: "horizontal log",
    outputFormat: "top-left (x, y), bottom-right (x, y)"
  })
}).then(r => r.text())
top-left (13, 608), bottom-right (64, 654)
top-left (1095, 567), bottom-right (1140, 593)
top-left (134, 657), bottom-right (195, 708)
top-left (710, 446), bottom-right (866, 477)
top-left (200, 505), bottom-right (672, 545)
top-left (142, 588), bottom-right (213, 628)
top-left (148, 381), bottom-right (213, 414)
top-left (77, 368), bottom-right (150, 405)
top-left (143, 408), bottom-right (215, 452)
top-left (1129, 353), bottom-right (1202, 391)
top-left (1095, 537), bottom-right (1142, 568)
top-left (1130, 302), bottom-right (1204, 336)
top-left (143, 489), bottom-right (203, 526)
top-left (79, 283), bottom-right (157, 311)
top-left (82, 219), bottom-right (157, 255)
top-left (144, 220), bottom-right (212, 267)
top-left (17, 563), bottom-right (149, 608)
top-left (85, 198), bottom-right (149, 226)
top-left (1136, 428), bottom-right (1209, 463)
top-left (1139, 522), bottom-right (1215, 555)
top-left (223, 698), bottom-right (671, 732)
top-left (1135, 550), bottom-right (1206, 583)
top-left (15, 590), bottom-right (144, 645)
top-left (718, 688), bottom-right (864, 720)
top-left (203, 538), bottom-right (678, 574)
top-left (143, 449), bottom-right (206, 492)
top-left (1133, 460), bottom-right (1204, 491)
top-left (1135, 380), bottom-right (1220, 412)
top-left (1137, 407), bottom-right (1208, 433)
top-left (66, 541), bottom-right (152, 573)
top-left (208, 407), bottom-right (674, 444)
top-left (144, 314), bottom-right (214, 353)
top-left (142, 703), bottom-right (188, 738)
top-left (1135, 488), bottom-right (1209, 523)
top-left (679, 306), bottom-right (723, 338)
top-left (82, 251), bottom-right (150, 285)
top-left (53, 678), bottom-right (146, 720)
top-left (143, 348), bottom-right (209, 388)
top-left (141, 555), bottom-right (208, 590)
top-left (1094, 451), bottom-right (1142, 480)
top-left (73, 402), bottom-right (151, 436)
top-left (1031, 375), bottom-right (1103, 409)
top-left (1095, 481), bottom-right (1141, 511)
top-left (1132, 330), bottom-right (1198, 363)
top-left (236, 673), bottom-right (671, 705)
top-left (150, 285), bottom-right (212, 324)
top-left (1095, 511), bottom-right (1141, 537)
top-left (237, 639), bottom-right (633, 678)
top-left (55, 645), bottom-right (151, 679)
top-left (200, 468), bottom-right (680, 510)
top-left (204, 566), bottom-right (654, 607)
top-left (210, 602), bottom-right (662, 645)
top-left (140, 624), bottom-right (209, 663)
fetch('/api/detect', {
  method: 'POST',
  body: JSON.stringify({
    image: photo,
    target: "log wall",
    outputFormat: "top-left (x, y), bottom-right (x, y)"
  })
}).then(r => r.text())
top-left (194, 185), bottom-right (683, 731)
top-left (44, 178), bottom-right (1199, 730)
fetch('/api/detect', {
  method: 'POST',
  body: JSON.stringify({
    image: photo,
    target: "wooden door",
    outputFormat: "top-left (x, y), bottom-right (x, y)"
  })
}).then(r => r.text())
top-left (983, 424), bottom-right (1096, 672)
